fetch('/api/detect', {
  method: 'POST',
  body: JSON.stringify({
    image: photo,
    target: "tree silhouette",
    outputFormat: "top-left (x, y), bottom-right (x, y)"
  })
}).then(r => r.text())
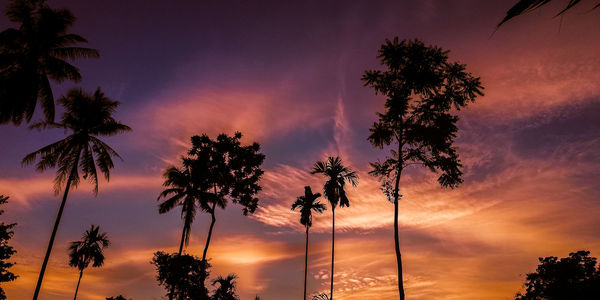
top-left (152, 251), bottom-right (210, 300)
top-left (311, 156), bottom-right (357, 300)
top-left (22, 88), bottom-right (130, 300)
top-left (515, 250), bottom-right (600, 300)
top-left (0, 0), bottom-right (99, 125)
top-left (498, 0), bottom-right (600, 27)
top-left (211, 274), bottom-right (239, 300)
top-left (158, 156), bottom-right (215, 300)
top-left (158, 160), bottom-right (214, 256)
top-left (187, 132), bottom-right (264, 262)
top-left (106, 296), bottom-right (129, 300)
top-left (0, 195), bottom-right (17, 300)
top-left (292, 186), bottom-right (326, 300)
top-left (312, 293), bottom-right (330, 300)
top-left (362, 38), bottom-right (483, 300)
top-left (68, 225), bottom-right (109, 300)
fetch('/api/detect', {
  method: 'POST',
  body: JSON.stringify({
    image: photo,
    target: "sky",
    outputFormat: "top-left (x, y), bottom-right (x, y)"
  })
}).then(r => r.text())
top-left (1, 0), bottom-right (600, 299)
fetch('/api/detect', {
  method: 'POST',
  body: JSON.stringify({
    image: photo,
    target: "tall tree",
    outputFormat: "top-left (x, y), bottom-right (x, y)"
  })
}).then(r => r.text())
top-left (22, 88), bottom-right (130, 300)
top-left (151, 251), bottom-right (210, 300)
top-left (0, 0), bottom-right (99, 125)
top-left (158, 157), bottom-right (214, 300)
top-left (515, 250), bottom-right (600, 300)
top-left (157, 159), bottom-right (213, 256)
top-left (311, 156), bottom-right (357, 300)
top-left (187, 132), bottom-right (264, 262)
top-left (362, 38), bottom-right (483, 300)
top-left (211, 274), bottom-right (239, 300)
top-left (68, 225), bottom-right (109, 300)
top-left (291, 186), bottom-right (326, 300)
top-left (0, 195), bottom-right (17, 300)
top-left (498, 0), bottom-right (600, 27)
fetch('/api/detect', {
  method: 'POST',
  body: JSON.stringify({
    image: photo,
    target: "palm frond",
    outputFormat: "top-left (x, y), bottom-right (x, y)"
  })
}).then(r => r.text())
top-left (50, 47), bottom-right (99, 60)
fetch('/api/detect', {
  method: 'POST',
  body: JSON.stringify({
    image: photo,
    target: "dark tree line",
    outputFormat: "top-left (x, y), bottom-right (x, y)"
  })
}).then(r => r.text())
top-left (0, 196), bottom-right (16, 300)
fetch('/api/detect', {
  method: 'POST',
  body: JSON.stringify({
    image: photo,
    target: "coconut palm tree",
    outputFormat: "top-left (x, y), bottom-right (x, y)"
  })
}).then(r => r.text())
top-left (0, 0), bottom-right (99, 125)
top-left (68, 225), bottom-right (109, 300)
top-left (311, 156), bottom-right (358, 300)
top-left (292, 186), bottom-right (325, 300)
top-left (498, 0), bottom-right (600, 27)
top-left (158, 161), bottom-right (213, 256)
top-left (22, 87), bottom-right (130, 300)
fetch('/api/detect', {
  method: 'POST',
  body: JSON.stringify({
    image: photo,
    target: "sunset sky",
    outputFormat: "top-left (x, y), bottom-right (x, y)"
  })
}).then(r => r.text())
top-left (1, 0), bottom-right (600, 299)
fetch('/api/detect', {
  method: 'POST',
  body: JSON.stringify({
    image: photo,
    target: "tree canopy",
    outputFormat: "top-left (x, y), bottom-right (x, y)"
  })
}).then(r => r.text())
top-left (515, 250), bottom-right (600, 300)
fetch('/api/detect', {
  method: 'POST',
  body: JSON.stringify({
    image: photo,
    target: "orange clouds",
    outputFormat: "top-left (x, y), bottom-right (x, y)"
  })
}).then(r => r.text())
top-left (134, 87), bottom-right (330, 158)
top-left (0, 174), bottom-right (161, 207)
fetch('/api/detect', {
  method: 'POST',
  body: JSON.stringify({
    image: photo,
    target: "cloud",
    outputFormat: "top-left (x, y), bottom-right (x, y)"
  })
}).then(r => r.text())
top-left (0, 174), bottom-right (162, 208)
top-left (132, 87), bottom-right (330, 158)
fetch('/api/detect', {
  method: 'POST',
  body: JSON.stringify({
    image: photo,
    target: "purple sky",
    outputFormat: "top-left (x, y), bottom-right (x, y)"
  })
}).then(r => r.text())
top-left (1, 1), bottom-right (600, 299)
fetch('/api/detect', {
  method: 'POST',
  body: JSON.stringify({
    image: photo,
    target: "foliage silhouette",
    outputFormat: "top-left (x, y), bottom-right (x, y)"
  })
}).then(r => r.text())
top-left (0, 0), bottom-right (99, 125)
top-left (515, 250), bottom-right (600, 300)
top-left (311, 156), bottom-right (357, 300)
top-left (498, 0), bottom-right (600, 27)
top-left (187, 132), bottom-right (265, 262)
top-left (68, 225), bottom-right (110, 300)
top-left (106, 296), bottom-right (130, 300)
top-left (291, 186), bottom-right (325, 300)
top-left (211, 274), bottom-right (239, 300)
top-left (152, 251), bottom-right (210, 300)
top-left (0, 195), bottom-right (16, 300)
top-left (158, 159), bottom-right (215, 256)
top-left (311, 293), bottom-right (330, 300)
top-left (362, 38), bottom-right (483, 300)
top-left (22, 87), bottom-right (130, 299)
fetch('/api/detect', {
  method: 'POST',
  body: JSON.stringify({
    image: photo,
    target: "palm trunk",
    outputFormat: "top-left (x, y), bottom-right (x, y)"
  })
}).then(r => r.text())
top-left (304, 225), bottom-right (309, 300)
top-left (33, 163), bottom-right (78, 300)
top-left (202, 201), bottom-right (217, 262)
top-left (178, 226), bottom-right (186, 255)
top-left (330, 206), bottom-right (335, 300)
top-left (393, 143), bottom-right (405, 300)
top-left (169, 226), bottom-right (187, 300)
top-left (73, 270), bottom-right (83, 300)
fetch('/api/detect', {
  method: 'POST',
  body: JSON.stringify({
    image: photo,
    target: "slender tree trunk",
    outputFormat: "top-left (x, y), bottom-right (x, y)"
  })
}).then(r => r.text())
top-left (330, 206), bottom-right (335, 300)
top-left (393, 143), bottom-right (405, 300)
top-left (33, 164), bottom-right (77, 300)
top-left (202, 201), bottom-right (217, 262)
top-left (304, 225), bottom-right (309, 300)
top-left (178, 226), bottom-right (186, 255)
top-left (169, 225), bottom-right (187, 300)
top-left (73, 270), bottom-right (83, 300)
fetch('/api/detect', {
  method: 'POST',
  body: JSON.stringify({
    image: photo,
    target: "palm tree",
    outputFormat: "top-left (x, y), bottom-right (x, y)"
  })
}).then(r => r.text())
top-left (498, 0), bottom-right (600, 27)
top-left (0, 0), bottom-right (99, 125)
top-left (292, 186), bottom-right (325, 300)
top-left (311, 156), bottom-right (358, 300)
top-left (158, 162), bottom-right (213, 256)
top-left (68, 225), bottom-right (109, 300)
top-left (211, 274), bottom-right (239, 300)
top-left (312, 294), bottom-right (330, 300)
top-left (22, 88), bottom-right (130, 300)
